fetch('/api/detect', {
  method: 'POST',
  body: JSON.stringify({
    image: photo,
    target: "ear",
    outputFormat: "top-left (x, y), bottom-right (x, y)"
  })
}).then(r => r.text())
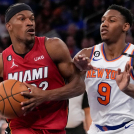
top-left (123, 23), bottom-right (130, 32)
top-left (5, 22), bottom-right (12, 32)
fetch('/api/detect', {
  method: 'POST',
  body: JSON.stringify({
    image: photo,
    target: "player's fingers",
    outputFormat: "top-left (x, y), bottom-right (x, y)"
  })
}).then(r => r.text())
top-left (125, 61), bottom-right (130, 72)
top-left (78, 54), bottom-right (88, 61)
top-left (117, 68), bottom-right (121, 75)
top-left (128, 66), bottom-right (132, 74)
top-left (23, 82), bottom-right (33, 88)
top-left (92, 66), bottom-right (98, 70)
top-left (126, 74), bottom-right (130, 84)
top-left (127, 62), bottom-right (130, 72)
top-left (22, 103), bottom-right (35, 116)
top-left (78, 55), bottom-right (84, 60)
top-left (74, 61), bottom-right (83, 71)
top-left (125, 63), bottom-right (127, 72)
top-left (73, 56), bottom-right (79, 62)
top-left (84, 57), bottom-right (90, 63)
top-left (21, 98), bottom-right (35, 107)
top-left (87, 63), bottom-right (97, 70)
top-left (21, 91), bottom-right (33, 99)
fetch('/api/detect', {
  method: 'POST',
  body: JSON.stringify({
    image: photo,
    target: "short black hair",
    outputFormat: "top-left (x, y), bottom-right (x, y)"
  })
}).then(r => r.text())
top-left (107, 4), bottom-right (133, 27)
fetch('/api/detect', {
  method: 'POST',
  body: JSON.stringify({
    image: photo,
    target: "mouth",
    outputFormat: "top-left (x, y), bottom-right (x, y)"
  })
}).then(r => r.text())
top-left (101, 29), bottom-right (108, 35)
top-left (27, 28), bottom-right (35, 35)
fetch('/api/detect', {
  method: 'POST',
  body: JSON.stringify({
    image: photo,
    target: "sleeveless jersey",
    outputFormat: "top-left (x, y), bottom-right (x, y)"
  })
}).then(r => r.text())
top-left (85, 43), bottom-right (134, 126)
top-left (2, 36), bottom-right (68, 130)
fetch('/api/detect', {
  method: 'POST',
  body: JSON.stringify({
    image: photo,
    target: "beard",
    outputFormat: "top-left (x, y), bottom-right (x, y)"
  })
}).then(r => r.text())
top-left (24, 37), bottom-right (35, 46)
top-left (17, 36), bottom-right (35, 49)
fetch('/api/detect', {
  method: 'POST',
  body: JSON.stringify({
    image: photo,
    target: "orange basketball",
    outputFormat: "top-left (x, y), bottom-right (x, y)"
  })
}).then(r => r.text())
top-left (0, 79), bottom-right (29, 119)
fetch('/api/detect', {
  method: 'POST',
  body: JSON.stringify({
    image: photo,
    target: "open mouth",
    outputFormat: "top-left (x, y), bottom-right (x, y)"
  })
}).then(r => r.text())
top-left (27, 28), bottom-right (35, 35)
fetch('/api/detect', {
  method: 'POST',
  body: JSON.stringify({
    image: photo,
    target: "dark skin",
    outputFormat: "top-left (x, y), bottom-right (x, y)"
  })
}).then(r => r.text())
top-left (74, 9), bottom-right (130, 70)
top-left (0, 10), bottom-right (85, 114)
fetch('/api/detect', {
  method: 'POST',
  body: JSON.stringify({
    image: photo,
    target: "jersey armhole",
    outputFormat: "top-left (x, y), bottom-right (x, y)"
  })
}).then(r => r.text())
top-left (130, 50), bottom-right (134, 80)
top-left (90, 46), bottom-right (96, 60)
top-left (1, 52), bottom-right (5, 79)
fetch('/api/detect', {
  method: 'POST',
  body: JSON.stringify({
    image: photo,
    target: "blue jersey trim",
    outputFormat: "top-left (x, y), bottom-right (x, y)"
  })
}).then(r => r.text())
top-left (103, 43), bottom-right (130, 61)
top-left (90, 46), bottom-right (94, 60)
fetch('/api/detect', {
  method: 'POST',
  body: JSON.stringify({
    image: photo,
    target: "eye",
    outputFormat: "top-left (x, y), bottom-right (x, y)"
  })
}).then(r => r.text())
top-left (20, 17), bottom-right (25, 21)
top-left (31, 18), bottom-right (35, 21)
top-left (110, 20), bottom-right (115, 22)
top-left (101, 20), bottom-right (104, 23)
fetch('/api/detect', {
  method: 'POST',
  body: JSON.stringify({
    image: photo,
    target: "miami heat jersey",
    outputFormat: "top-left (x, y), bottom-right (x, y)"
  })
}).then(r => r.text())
top-left (85, 43), bottom-right (134, 126)
top-left (2, 36), bottom-right (68, 130)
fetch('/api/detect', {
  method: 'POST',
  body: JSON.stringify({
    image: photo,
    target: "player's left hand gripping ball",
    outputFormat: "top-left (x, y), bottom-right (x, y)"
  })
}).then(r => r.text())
top-left (21, 82), bottom-right (45, 115)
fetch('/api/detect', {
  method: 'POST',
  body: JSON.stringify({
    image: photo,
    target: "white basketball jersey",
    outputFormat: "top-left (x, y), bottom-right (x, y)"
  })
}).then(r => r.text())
top-left (85, 43), bottom-right (134, 126)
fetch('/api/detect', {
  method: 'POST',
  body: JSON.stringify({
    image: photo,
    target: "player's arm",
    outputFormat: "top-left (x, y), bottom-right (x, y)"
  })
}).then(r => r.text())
top-left (123, 84), bottom-right (134, 98)
top-left (73, 48), bottom-right (97, 71)
top-left (0, 53), bottom-right (3, 78)
top-left (83, 107), bottom-right (92, 131)
top-left (21, 38), bottom-right (85, 112)
top-left (42, 37), bottom-right (86, 99)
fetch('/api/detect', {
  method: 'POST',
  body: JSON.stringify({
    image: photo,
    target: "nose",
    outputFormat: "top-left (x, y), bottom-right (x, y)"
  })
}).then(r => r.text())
top-left (26, 18), bottom-right (33, 26)
top-left (101, 20), bottom-right (108, 27)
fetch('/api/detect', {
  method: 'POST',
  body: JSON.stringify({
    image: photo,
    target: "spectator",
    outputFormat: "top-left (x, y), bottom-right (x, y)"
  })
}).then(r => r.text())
top-left (66, 23), bottom-right (84, 48)
top-left (66, 35), bottom-right (80, 58)
top-left (0, 0), bottom-right (14, 5)
top-left (0, 32), bottom-right (10, 50)
top-left (0, 47), bottom-right (3, 53)
top-left (81, 37), bottom-right (96, 48)
top-left (0, 14), bottom-right (7, 37)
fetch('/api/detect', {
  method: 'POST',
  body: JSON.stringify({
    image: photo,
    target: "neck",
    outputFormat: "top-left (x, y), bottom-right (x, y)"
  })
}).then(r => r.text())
top-left (103, 37), bottom-right (127, 60)
top-left (11, 37), bottom-right (35, 54)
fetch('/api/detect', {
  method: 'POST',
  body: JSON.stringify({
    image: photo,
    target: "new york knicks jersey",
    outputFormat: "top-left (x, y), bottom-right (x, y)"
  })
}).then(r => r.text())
top-left (85, 43), bottom-right (134, 126)
top-left (2, 36), bottom-right (68, 130)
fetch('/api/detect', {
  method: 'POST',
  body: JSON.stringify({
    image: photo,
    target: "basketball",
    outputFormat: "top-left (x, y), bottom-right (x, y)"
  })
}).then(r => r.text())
top-left (0, 79), bottom-right (29, 119)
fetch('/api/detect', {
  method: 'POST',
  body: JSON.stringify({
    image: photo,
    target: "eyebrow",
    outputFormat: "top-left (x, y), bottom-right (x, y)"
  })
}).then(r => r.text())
top-left (16, 13), bottom-right (34, 17)
top-left (101, 15), bottom-right (117, 19)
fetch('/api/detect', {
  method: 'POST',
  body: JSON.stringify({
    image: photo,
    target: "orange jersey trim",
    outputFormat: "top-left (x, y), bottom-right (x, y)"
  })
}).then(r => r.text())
top-left (130, 50), bottom-right (134, 80)
top-left (101, 43), bottom-right (131, 62)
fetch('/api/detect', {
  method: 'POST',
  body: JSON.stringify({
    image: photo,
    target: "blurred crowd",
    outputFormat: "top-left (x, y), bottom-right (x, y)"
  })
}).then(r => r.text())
top-left (0, 0), bottom-right (134, 133)
top-left (0, 0), bottom-right (134, 56)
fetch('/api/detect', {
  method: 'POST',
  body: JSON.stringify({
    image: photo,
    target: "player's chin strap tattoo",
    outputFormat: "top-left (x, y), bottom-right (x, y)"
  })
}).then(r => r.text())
top-left (122, 53), bottom-right (134, 58)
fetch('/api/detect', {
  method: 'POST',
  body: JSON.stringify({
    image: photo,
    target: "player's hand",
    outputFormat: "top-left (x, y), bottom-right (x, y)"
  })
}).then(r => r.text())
top-left (116, 61), bottom-right (132, 91)
top-left (73, 54), bottom-right (97, 71)
top-left (20, 82), bottom-right (45, 115)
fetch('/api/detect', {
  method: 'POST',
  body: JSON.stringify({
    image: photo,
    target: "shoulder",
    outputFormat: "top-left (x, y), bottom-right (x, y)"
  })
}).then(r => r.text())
top-left (45, 37), bottom-right (66, 48)
top-left (74, 47), bottom-right (93, 58)
top-left (73, 43), bottom-right (102, 59)
top-left (45, 37), bottom-right (72, 62)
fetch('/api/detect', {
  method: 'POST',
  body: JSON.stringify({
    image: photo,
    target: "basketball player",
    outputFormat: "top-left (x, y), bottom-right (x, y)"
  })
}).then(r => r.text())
top-left (74, 5), bottom-right (134, 134)
top-left (0, 3), bottom-right (87, 134)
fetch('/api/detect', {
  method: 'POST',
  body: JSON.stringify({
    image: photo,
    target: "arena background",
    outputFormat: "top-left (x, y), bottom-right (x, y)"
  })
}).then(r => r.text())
top-left (0, 0), bottom-right (133, 133)
top-left (0, 0), bottom-right (133, 54)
